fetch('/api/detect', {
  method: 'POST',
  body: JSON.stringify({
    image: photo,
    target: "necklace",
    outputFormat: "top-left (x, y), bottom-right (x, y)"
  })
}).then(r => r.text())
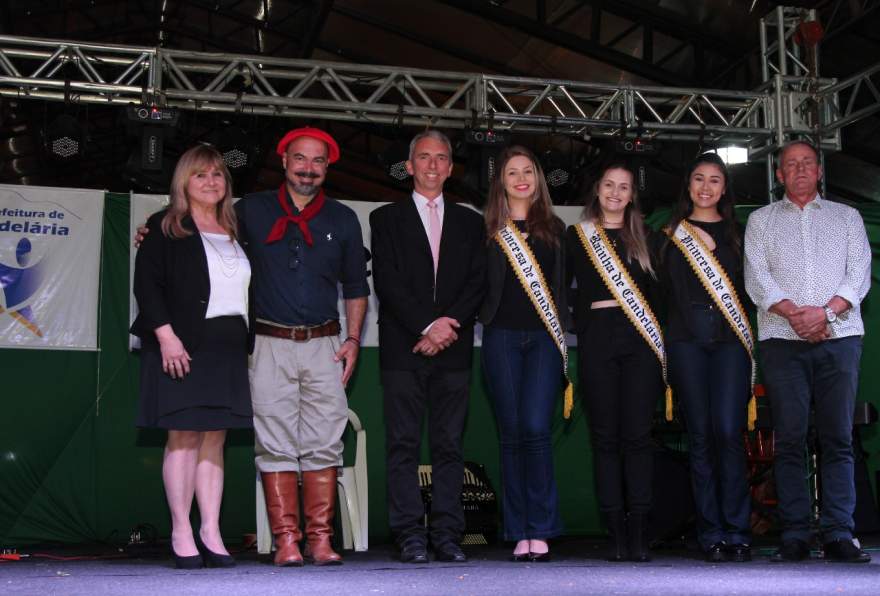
top-left (201, 232), bottom-right (240, 278)
top-left (602, 228), bottom-right (619, 249)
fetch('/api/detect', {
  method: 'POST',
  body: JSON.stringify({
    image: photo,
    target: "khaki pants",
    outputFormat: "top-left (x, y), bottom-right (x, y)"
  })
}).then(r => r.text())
top-left (250, 333), bottom-right (347, 472)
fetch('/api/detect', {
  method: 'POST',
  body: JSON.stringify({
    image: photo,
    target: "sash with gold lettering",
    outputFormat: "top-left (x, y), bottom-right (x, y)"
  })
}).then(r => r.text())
top-left (574, 221), bottom-right (673, 421)
top-left (670, 220), bottom-right (758, 430)
top-left (495, 220), bottom-right (574, 419)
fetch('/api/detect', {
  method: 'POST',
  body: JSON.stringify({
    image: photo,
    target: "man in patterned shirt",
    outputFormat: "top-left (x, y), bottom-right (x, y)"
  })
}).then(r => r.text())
top-left (745, 140), bottom-right (872, 563)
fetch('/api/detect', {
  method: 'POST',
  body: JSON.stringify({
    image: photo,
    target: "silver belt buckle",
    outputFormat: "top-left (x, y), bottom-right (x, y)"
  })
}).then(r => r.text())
top-left (291, 325), bottom-right (311, 341)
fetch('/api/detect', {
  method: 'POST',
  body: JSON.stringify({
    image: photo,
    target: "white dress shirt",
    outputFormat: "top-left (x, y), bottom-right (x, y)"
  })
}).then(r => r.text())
top-left (744, 195), bottom-right (871, 341)
top-left (412, 191), bottom-right (445, 334)
top-left (412, 191), bottom-right (445, 240)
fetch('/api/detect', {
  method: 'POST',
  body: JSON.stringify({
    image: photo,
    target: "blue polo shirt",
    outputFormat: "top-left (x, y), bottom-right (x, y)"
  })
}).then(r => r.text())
top-left (235, 189), bottom-right (370, 326)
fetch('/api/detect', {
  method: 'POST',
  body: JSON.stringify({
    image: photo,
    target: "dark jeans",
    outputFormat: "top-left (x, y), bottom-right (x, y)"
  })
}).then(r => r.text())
top-left (668, 306), bottom-right (752, 549)
top-left (381, 365), bottom-right (471, 548)
top-left (578, 308), bottom-right (662, 514)
top-left (482, 326), bottom-right (564, 541)
top-left (760, 336), bottom-right (862, 543)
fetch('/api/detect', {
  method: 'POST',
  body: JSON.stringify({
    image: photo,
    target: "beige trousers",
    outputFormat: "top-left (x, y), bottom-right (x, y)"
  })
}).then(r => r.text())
top-left (250, 333), bottom-right (347, 472)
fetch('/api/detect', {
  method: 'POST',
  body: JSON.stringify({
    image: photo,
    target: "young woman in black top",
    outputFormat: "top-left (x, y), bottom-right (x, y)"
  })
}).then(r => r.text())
top-left (660, 152), bottom-right (752, 562)
top-left (480, 145), bottom-right (568, 562)
top-left (565, 163), bottom-right (662, 562)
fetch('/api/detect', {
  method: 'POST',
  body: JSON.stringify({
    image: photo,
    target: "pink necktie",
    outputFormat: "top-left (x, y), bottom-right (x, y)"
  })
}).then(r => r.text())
top-left (427, 199), bottom-right (442, 275)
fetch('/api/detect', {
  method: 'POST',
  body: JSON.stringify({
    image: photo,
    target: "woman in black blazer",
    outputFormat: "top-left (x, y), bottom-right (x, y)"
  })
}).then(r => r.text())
top-left (479, 145), bottom-right (568, 562)
top-left (131, 145), bottom-right (252, 569)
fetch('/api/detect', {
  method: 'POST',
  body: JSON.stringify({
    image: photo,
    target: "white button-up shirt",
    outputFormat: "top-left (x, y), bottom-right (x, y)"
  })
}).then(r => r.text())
top-left (744, 195), bottom-right (871, 341)
top-left (412, 191), bottom-right (445, 240)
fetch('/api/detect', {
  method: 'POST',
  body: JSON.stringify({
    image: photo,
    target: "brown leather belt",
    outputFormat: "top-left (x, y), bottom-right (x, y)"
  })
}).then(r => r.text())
top-left (254, 320), bottom-right (340, 342)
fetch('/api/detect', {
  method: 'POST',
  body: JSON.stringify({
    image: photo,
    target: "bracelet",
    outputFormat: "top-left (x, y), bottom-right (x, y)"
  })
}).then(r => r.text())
top-left (344, 336), bottom-right (361, 346)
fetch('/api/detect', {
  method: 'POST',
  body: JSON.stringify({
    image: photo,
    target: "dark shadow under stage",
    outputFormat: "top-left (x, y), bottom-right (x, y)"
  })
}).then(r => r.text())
top-left (3, 539), bottom-right (880, 596)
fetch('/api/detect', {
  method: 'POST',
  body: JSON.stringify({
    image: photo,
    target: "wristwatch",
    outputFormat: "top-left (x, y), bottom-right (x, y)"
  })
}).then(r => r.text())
top-left (824, 305), bottom-right (837, 323)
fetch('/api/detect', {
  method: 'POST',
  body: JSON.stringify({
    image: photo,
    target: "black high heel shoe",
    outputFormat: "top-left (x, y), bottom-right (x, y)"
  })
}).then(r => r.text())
top-left (196, 535), bottom-right (236, 568)
top-left (171, 549), bottom-right (203, 570)
top-left (528, 551), bottom-right (552, 562)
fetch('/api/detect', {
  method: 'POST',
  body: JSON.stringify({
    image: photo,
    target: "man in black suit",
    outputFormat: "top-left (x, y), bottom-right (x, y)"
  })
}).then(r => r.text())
top-left (369, 130), bottom-right (486, 563)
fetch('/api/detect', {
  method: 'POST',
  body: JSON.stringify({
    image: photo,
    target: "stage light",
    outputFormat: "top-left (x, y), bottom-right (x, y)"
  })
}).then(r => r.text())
top-left (44, 114), bottom-right (83, 160)
top-left (218, 126), bottom-right (258, 171)
top-left (713, 146), bottom-right (748, 165)
top-left (380, 141), bottom-right (411, 182)
top-left (125, 105), bottom-right (180, 171)
top-left (615, 137), bottom-right (660, 156)
top-left (540, 150), bottom-right (571, 188)
top-left (223, 148), bottom-right (249, 169)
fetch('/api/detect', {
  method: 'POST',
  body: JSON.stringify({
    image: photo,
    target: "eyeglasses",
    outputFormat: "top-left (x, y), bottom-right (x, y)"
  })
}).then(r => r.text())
top-left (288, 238), bottom-right (300, 270)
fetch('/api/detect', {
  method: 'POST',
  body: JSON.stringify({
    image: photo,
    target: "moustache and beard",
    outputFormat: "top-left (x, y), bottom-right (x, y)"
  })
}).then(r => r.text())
top-left (290, 171), bottom-right (322, 196)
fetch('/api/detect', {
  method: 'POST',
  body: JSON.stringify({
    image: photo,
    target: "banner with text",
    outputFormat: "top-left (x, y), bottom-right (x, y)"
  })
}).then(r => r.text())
top-left (0, 184), bottom-right (104, 350)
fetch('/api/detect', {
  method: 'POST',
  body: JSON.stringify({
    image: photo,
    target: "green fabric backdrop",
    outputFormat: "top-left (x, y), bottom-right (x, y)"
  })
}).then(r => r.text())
top-left (1, 194), bottom-right (879, 546)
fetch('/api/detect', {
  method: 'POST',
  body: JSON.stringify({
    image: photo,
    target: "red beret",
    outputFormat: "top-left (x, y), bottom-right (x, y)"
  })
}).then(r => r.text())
top-left (275, 127), bottom-right (340, 163)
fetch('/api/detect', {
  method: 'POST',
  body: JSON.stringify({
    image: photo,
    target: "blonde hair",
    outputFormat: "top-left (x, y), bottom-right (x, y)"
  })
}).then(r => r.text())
top-left (582, 163), bottom-right (655, 277)
top-left (161, 144), bottom-right (237, 239)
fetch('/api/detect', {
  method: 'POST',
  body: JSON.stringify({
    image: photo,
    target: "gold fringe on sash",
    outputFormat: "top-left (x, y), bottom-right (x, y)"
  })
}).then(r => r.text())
top-left (669, 221), bottom-right (758, 432)
top-left (747, 394), bottom-right (757, 431)
top-left (564, 382), bottom-right (574, 419)
top-left (495, 221), bottom-right (575, 419)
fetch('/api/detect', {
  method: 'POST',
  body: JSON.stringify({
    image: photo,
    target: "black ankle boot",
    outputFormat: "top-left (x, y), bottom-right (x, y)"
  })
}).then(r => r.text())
top-left (603, 511), bottom-right (627, 561)
top-left (626, 512), bottom-right (651, 562)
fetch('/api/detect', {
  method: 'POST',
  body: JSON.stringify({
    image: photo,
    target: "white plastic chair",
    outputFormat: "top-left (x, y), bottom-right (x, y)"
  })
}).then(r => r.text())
top-left (255, 408), bottom-right (368, 553)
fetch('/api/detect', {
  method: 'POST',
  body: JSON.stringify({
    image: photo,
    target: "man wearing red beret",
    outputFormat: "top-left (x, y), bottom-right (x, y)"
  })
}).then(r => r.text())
top-left (240, 127), bottom-right (369, 567)
top-left (136, 127), bottom-right (367, 567)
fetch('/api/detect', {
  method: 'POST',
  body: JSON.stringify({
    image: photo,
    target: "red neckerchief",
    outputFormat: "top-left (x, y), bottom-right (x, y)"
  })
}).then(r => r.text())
top-left (264, 185), bottom-right (325, 246)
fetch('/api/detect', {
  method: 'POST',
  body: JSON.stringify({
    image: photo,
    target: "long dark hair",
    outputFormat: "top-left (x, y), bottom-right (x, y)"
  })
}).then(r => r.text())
top-left (666, 151), bottom-right (740, 256)
top-left (484, 145), bottom-right (562, 246)
top-left (582, 161), bottom-right (654, 276)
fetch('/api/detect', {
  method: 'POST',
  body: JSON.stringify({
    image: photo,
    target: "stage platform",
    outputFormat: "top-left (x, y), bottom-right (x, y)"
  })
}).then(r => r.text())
top-left (3, 539), bottom-right (879, 596)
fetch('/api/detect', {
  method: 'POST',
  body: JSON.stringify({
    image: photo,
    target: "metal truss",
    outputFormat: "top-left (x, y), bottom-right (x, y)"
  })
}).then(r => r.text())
top-left (0, 31), bottom-right (876, 151)
top-left (0, 34), bottom-right (771, 145)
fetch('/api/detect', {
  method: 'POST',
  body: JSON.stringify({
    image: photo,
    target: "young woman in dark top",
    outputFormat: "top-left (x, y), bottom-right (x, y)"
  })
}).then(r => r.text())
top-left (565, 162), bottom-right (662, 562)
top-left (660, 152), bottom-right (752, 562)
top-left (480, 145), bottom-right (568, 562)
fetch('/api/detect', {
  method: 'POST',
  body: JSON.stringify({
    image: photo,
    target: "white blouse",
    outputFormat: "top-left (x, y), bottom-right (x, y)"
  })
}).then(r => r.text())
top-left (200, 232), bottom-right (251, 320)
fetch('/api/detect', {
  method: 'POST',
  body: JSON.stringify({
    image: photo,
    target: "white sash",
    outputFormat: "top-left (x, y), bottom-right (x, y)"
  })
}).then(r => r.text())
top-left (575, 221), bottom-right (673, 421)
top-left (495, 221), bottom-right (574, 419)
top-left (670, 220), bottom-right (758, 429)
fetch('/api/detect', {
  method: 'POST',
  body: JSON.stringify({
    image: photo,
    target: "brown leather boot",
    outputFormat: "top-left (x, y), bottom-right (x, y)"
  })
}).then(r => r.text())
top-left (301, 468), bottom-right (343, 565)
top-left (261, 471), bottom-right (304, 566)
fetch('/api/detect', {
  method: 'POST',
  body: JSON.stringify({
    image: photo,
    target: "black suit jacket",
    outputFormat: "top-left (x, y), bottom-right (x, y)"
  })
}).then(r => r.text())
top-left (370, 198), bottom-right (486, 371)
top-left (130, 210), bottom-right (254, 354)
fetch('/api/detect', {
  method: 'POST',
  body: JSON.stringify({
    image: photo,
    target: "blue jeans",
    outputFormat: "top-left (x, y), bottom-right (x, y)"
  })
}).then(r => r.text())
top-left (482, 326), bottom-right (564, 541)
top-left (760, 337), bottom-right (862, 543)
top-left (668, 307), bottom-right (752, 549)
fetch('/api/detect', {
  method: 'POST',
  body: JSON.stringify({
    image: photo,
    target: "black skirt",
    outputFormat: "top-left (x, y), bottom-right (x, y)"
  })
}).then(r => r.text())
top-left (136, 316), bottom-right (253, 431)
